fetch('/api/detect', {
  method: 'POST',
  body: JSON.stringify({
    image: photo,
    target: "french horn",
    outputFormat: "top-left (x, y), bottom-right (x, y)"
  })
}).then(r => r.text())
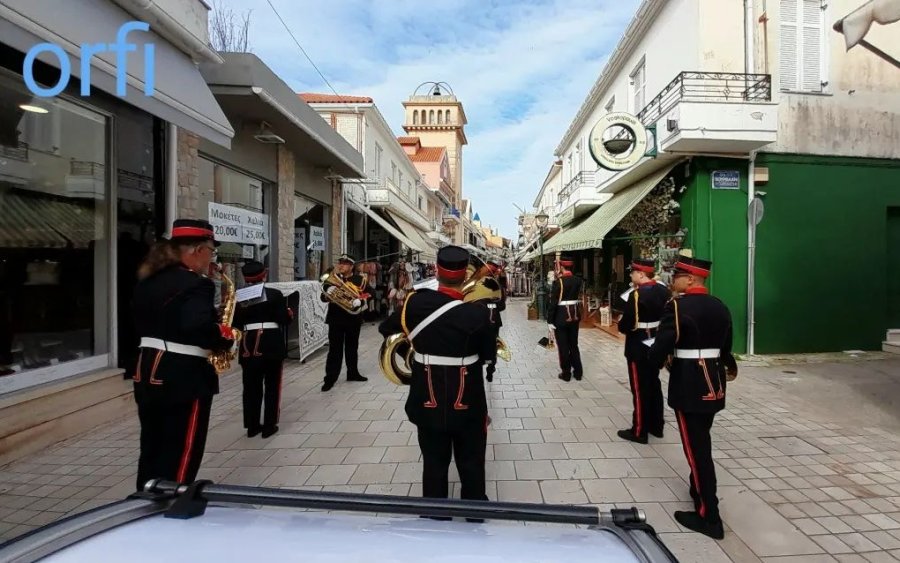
top-left (379, 255), bottom-right (511, 386)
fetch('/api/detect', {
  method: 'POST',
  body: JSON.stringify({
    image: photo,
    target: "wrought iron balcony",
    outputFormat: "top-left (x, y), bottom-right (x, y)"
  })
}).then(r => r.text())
top-left (637, 72), bottom-right (772, 125)
top-left (0, 142), bottom-right (29, 162)
top-left (557, 171), bottom-right (596, 204)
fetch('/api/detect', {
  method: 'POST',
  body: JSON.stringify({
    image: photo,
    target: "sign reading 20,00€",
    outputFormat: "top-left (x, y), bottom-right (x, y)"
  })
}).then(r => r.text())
top-left (208, 202), bottom-right (270, 245)
top-left (588, 112), bottom-right (649, 172)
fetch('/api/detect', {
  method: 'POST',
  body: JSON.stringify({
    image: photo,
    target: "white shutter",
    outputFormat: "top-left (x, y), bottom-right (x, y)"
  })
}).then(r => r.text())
top-left (801, 0), bottom-right (823, 92)
top-left (780, 0), bottom-right (800, 91)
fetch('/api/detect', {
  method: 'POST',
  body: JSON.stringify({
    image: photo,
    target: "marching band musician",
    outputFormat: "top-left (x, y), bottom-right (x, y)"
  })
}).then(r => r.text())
top-left (649, 256), bottom-right (737, 540)
top-left (378, 246), bottom-right (496, 508)
top-left (616, 258), bottom-right (670, 444)
top-left (232, 261), bottom-right (293, 439)
top-left (546, 256), bottom-right (584, 381)
top-left (131, 219), bottom-right (235, 491)
top-left (320, 254), bottom-right (369, 392)
top-left (483, 260), bottom-right (507, 383)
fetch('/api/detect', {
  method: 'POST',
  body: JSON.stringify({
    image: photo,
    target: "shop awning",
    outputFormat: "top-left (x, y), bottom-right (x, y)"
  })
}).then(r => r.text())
top-left (833, 0), bottom-right (900, 68)
top-left (349, 199), bottom-right (423, 253)
top-left (0, 0), bottom-right (234, 147)
top-left (384, 211), bottom-right (437, 262)
top-left (541, 164), bottom-right (678, 254)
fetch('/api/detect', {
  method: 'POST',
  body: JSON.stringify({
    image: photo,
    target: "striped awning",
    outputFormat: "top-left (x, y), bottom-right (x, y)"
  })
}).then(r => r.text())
top-left (0, 190), bottom-right (98, 249)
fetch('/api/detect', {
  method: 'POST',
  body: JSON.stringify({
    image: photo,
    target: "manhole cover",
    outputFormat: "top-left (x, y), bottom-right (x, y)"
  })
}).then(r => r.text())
top-left (761, 436), bottom-right (826, 456)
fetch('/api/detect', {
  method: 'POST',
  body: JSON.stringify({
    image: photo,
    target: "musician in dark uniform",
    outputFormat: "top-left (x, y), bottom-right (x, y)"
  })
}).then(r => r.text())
top-left (650, 256), bottom-right (737, 540)
top-left (479, 260), bottom-right (506, 383)
top-left (233, 261), bottom-right (293, 439)
top-left (131, 219), bottom-right (235, 491)
top-left (616, 258), bottom-right (670, 444)
top-left (546, 256), bottom-right (583, 381)
top-left (321, 253), bottom-right (368, 392)
top-left (378, 246), bottom-right (496, 506)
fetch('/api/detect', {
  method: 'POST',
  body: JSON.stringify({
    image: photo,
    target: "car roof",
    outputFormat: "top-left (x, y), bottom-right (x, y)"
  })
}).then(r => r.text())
top-left (38, 505), bottom-right (643, 563)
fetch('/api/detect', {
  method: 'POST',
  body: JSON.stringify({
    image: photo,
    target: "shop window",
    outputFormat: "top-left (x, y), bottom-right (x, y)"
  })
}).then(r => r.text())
top-left (0, 68), bottom-right (110, 387)
top-left (197, 158), bottom-right (272, 288)
top-left (293, 194), bottom-right (327, 280)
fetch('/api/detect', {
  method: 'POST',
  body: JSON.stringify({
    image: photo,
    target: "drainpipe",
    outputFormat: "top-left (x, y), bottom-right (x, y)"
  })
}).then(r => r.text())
top-left (747, 150), bottom-right (757, 356)
top-left (165, 123), bottom-right (178, 236)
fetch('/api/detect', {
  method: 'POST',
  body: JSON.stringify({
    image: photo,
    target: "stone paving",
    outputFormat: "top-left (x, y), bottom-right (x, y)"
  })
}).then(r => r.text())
top-left (2, 299), bottom-right (900, 562)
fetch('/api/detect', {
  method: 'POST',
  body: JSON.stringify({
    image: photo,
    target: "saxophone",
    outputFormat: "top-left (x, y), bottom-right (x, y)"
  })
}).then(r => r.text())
top-left (209, 270), bottom-right (242, 375)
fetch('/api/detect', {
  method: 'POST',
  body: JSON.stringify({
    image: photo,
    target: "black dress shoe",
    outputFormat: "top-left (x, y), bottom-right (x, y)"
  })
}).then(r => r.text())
top-left (558, 373), bottom-right (571, 382)
top-left (321, 381), bottom-right (335, 392)
top-left (617, 428), bottom-right (648, 444)
top-left (650, 428), bottom-right (664, 438)
top-left (261, 426), bottom-right (279, 439)
top-left (573, 373), bottom-right (583, 381)
top-left (674, 511), bottom-right (724, 540)
top-left (247, 427), bottom-right (262, 438)
top-left (347, 374), bottom-right (368, 382)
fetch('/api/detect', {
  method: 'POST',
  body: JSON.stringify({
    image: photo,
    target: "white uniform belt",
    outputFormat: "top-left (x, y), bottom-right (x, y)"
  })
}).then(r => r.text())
top-left (413, 353), bottom-right (480, 366)
top-left (244, 322), bottom-right (280, 331)
top-left (140, 337), bottom-right (209, 358)
top-left (637, 321), bottom-right (660, 329)
top-left (487, 304), bottom-right (497, 309)
top-left (675, 348), bottom-right (720, 359)
top-left (558, 300), bottom-right (579, 306)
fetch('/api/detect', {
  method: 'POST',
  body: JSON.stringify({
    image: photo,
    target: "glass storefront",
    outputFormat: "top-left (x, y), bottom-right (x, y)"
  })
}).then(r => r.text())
top-left (293, 193), bottom-right (327, 280)
top-left (198, 157), bottom-right (272, 288)
top-left (0, 67), bottom-right (110, 387)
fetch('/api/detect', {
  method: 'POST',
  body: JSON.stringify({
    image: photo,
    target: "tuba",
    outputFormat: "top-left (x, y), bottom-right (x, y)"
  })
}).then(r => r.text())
top-left (320, 271), bottom-right (368, 315)
top-left (209, 269), bottom-right (242, 375)
top-left (379, 255), bottom-right (511, 386)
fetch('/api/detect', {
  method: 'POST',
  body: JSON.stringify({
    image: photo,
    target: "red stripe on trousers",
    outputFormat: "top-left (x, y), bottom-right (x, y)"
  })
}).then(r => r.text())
top-left (177, 399), bottom-right (200, 483)
top-left (276, 363), bottom-right (283, 424)
top-left (676, 411), bottom-right (706, 518)
top-left (630, 361), bottom-right (643, 436)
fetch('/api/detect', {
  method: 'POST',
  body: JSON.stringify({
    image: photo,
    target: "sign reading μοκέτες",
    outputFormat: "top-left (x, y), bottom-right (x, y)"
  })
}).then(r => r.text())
top-left (208, 202), bottom-right (270, 245)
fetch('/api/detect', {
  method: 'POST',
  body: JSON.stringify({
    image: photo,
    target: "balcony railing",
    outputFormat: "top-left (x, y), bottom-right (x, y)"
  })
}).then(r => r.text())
top-left (637, 72), bottom-right (772, 124)
top-left (0, 142), bottom-right (29, 162)
top-left (70, 160), bottom-right (105, 178)
top-left (557, 171), bottom-right (596, 204)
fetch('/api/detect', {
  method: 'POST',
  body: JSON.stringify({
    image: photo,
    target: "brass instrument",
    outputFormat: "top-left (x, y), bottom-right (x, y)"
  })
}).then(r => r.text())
top-left (320, 272), bottom-right (367, 315)
top-left (209, 270), bottom-right (242, 375)
top-left (379, 255), bottom-right (511, 386)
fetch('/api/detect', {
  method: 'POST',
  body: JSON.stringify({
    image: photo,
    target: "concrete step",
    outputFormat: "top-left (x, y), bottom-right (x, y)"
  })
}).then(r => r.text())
top-left (887, 329), bottom-right (900, 344)
top-left (884, 341), bottom-right (900, 355)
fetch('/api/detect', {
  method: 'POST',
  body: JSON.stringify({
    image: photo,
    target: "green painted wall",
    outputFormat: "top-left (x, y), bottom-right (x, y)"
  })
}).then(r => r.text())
top-left (754, 154), bottom-right (900, 353)
top-left (679, 158), bottom-right (749, 354)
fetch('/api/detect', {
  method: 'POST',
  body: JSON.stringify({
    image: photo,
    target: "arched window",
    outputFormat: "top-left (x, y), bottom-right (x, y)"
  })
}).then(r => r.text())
top-left (429, 110), bottom-right (435, 124)
top-left (437, 111), bottom-right (443, 124)
top-left (445, 110), bottom-right (451, 124)
top-left (413, 110), bottom-right (419, 124)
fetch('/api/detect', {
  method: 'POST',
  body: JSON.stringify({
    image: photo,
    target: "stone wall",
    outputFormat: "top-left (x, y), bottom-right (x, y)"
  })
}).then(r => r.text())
top-left (276, 146), bottom-right (295, 282)
top-left (176, 129), bottom-right (201, 219)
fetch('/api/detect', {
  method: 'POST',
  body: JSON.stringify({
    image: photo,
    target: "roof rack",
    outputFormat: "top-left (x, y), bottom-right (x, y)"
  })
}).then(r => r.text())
top-left (138, 479), bottom-right (648, 529)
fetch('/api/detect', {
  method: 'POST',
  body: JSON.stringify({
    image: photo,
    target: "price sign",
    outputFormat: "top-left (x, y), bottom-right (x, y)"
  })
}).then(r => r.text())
top-left (310, 226), bottom-right (325, 251)
top-left (208, 202), bottom-right (270, 245)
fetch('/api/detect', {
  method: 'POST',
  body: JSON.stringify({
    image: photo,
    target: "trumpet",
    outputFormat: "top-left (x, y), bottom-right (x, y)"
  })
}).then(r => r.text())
top-left (320, 271), bottom-right (367, 315)
top-left (379, 255), bottom-right (511, 386)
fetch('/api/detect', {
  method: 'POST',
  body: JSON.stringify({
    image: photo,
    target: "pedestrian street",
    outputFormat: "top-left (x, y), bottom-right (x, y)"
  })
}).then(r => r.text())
top-left (2, 300), bottom-right (900, 562)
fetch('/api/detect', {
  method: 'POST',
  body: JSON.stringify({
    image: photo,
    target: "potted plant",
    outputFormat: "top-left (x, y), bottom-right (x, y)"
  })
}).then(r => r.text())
top-left (527, 294), bottom-right (539, 320)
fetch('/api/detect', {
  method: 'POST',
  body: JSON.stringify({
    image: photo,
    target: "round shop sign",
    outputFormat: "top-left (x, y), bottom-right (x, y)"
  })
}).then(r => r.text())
top-left (588, 112), bottom-right (649, 171)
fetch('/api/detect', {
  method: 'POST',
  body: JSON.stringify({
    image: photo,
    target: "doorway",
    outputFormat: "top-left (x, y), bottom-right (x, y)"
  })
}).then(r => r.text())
top-left (888, 208), bottom-right (900, 328)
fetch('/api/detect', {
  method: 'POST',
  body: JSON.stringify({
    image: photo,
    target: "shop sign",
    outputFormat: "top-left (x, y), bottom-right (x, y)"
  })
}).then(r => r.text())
top-left (208, 202), bottom-right (269, 245)
top-left (588, 112), bottom-right (649, 171)
top-left (712, 170), bottom-right (740, 190)
top-left (309, 226), bottom-right (325, 251)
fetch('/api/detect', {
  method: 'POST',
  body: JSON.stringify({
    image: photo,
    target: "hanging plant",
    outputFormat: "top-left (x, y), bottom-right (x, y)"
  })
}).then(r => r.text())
top-left (616, 178), bottom-right (679, 257)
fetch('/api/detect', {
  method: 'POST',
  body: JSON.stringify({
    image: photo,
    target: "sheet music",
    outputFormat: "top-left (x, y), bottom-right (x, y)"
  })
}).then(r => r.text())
top-left (620, 287), bottom-right (635, 302)
top-left (236, 283), bottom-right (265, 303)
top-left (414, 277), bottom-right (438, 290)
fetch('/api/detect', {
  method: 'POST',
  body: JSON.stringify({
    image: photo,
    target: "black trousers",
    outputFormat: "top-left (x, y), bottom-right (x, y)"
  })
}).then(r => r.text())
top-left (417, 421), bottom-right (488, 501)
top-left (675, 410), bottom-right (720, 523)
top-left (324, 321), bottom-right (362, 384)
top-left (555, 323), bottom-right (583, 377)
top-left (241, 359), bottom-right (283, 430)
top-left (627, 355), bottom-right (664, 437)
top-left (135, 396), bottom-right (212, 491)
top-left (486, 323), bottom-right (500, 379)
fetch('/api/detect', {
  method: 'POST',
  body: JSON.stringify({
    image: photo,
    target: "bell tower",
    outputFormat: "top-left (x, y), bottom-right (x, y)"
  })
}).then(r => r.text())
top-left (402, 82), bottom-right (468, 204)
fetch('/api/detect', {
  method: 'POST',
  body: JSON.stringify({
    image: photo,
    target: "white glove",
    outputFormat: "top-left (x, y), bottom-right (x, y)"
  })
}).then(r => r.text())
top-left (326, 286), bottom-right (336, 295)
top-left (548, 323), bottom-right (555, 330)
top-left (352, 299), bottom-right (362, 308)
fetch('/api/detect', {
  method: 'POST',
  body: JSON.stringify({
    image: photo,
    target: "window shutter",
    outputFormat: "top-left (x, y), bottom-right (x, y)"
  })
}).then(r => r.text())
top-left (779, 0), bottom-right (800, 91)
top-left (801, 0), bottom-right (823, 92)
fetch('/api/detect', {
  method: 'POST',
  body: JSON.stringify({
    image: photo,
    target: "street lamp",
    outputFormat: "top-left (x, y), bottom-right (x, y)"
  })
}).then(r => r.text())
top-left (535, 212), bottom-right (550, 319)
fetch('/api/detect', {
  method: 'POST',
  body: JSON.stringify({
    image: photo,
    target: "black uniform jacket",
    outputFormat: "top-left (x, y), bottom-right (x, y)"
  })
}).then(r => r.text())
top-left (132, 264), bottom-right (233, 403)
top-left (617, 280), bottom-right (671, 359)
top-left (379, 288), bottom-right (497, 431)
top-left (233, 287), bottom-right (292, 364)
top-left (321, 272), bottom-right (366, 326)
top-left (546, 273), bottom-right (583, 327)
top-left (649, 287), bottom-right (737, 413)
